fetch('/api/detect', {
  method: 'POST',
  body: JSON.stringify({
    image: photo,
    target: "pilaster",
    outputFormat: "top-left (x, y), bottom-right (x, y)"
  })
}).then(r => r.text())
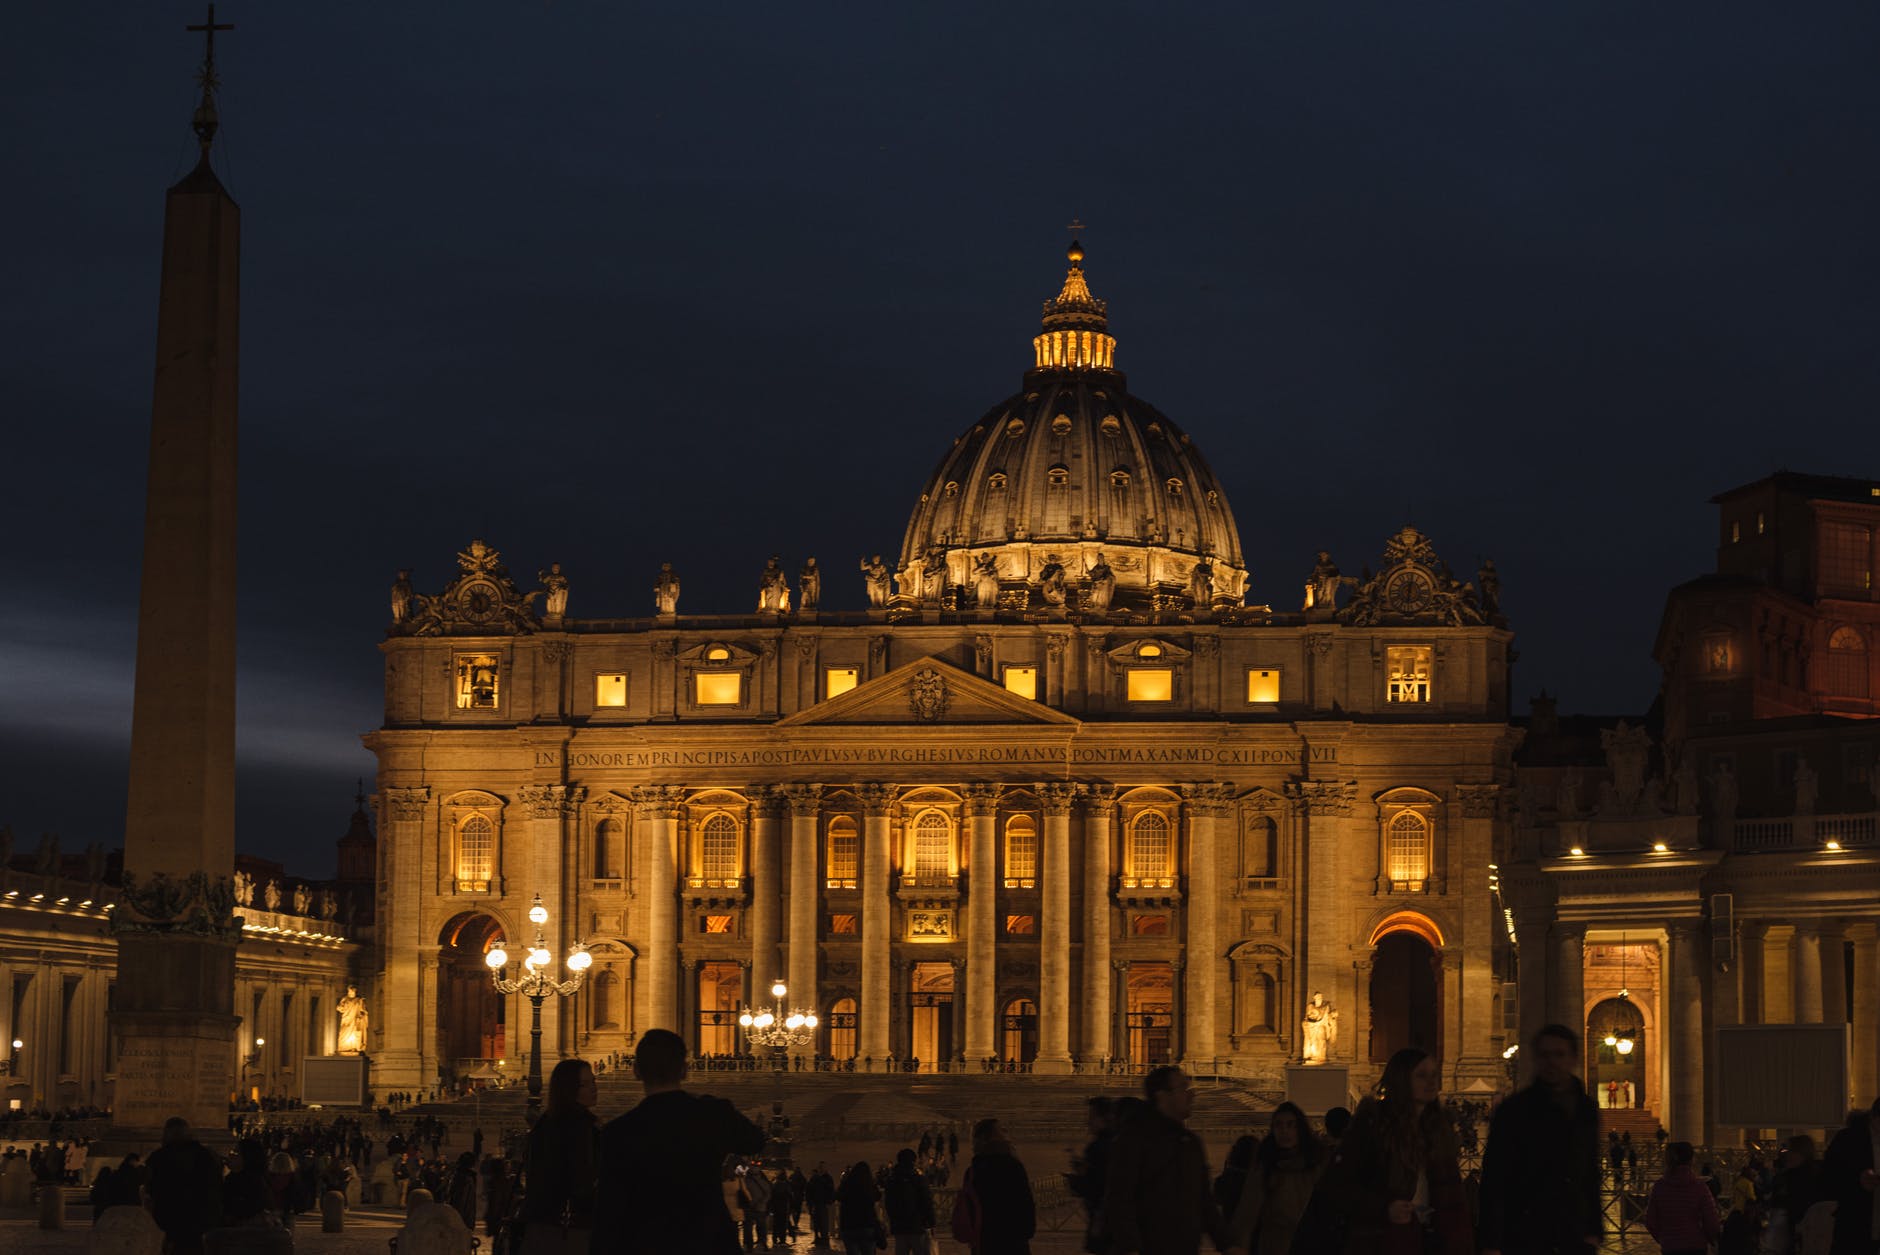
top-left (1082, 785), bottom-right (1117, 1064)
top-left (1181, 783), bottom-right (1229, 1068)
top-left (633, 785), bottom-right (686, 1033)
top-left (1668, 923), bottom-right (1706, 1142)
top-left (749, 788), bottom-right (784, 989)
top-left (963, 783), bottom-right (1000, 1063)
top-left (858, 783), bottom-right (895, 1061)
top-left (782, 784), bottom-right (823, 1054)
top-left (1036, 783), bottom-right (1076, 1072)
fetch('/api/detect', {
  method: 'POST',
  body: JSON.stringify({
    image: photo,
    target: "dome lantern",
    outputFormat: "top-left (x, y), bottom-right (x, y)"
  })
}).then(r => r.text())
top-left (1032, 240), bottom-right (1117, 373)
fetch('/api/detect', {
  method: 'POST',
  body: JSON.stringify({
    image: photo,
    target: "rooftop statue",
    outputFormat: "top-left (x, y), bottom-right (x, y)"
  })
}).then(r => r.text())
top-left (758, 554), bottom-right (791, 614)
top-left (391, 569), bottom-right (414, 624)
top-left (1086, 553), bottom-right (1116, 613)
top-left (799, 558), bottom-right (821, 611)
top-left (860, 555), bottom-right (892, 609)
top-left (654, 562), bottom-right (680, 615)
top-left (539, 562), bottom-right (569, 618)
top-left (972, 554), bottom-right (1001, 609)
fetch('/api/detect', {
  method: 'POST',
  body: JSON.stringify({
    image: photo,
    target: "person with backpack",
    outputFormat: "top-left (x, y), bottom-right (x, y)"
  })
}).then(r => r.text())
top-left (955, 1118), bottom-right (1035, 1255)
top-left (884, 1148), bottom-right (937, 1253)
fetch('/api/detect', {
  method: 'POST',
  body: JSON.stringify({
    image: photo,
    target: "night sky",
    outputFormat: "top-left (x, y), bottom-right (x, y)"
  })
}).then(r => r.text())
top-left (4, 4), bottom-right (1877, 876)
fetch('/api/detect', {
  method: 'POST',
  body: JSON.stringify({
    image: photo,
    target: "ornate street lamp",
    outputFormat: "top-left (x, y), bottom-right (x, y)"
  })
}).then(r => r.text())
top-left (1, 1038), bottom-right (22, 1077)
top-left (738, 980), bottom-right (818, 1051)
top-left (486, 893), bottom-right (591, 1119)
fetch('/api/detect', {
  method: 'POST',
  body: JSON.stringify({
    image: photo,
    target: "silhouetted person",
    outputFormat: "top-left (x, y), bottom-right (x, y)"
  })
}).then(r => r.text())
top-left (519, 1059), bottom-right (598, 1253)
top-left (144, 1116), bottom-right (224, 1255)
top-left (968, 1118), bottom-right (1037, 1255)
top-left (1102, 1070), bottom-right (1236, 1255)
top-left (1479, 1024), bottom-right (1602, 1255)
top-left (1821, 1098), bottom-right (1879, 1255)
top-left (595, 1028), bottom-right (764, 1254)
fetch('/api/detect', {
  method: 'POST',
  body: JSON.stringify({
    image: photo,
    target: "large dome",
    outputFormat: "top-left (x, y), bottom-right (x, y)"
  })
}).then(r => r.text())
top-left (895, 244), bottom-right (1248, 614)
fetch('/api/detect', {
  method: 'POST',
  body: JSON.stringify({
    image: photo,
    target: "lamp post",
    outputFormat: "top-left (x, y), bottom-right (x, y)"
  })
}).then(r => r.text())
top-left (485, 893), bottom-right (591, 1120)
top-left (738, 981), bottom-right (818, 1053)
top-left (2, 1038), bottom-right (22, 1076)
top-left (240, 1036), bottom-right (264, 1100)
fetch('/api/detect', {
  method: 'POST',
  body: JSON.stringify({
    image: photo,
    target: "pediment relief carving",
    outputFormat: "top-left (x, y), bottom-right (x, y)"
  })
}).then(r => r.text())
top-left (1103, 637), bottom-right (1193, 668)
top-left (676, 641), bottom-right (762, 670)
top-left (776, 656), bottom-right (1081, 727)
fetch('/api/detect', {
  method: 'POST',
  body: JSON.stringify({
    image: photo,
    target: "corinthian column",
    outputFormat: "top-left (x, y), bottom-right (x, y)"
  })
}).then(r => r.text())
top-left (1793, 924), bottom-right (1825, 1023)
top-left (1668, 923), bottom-right (1706, 1142)
top-left (858, 784), bottom-right (895, 1063)
top-left (1082, 785), bottom-right (1117, 1064)
top-left (1551, 922), bottom-right (1586, 1038)
top-left (783, 784), bottom-right (823, 1054)
top-left (1037, 783), bottom-right (1077, 1072)
top-left (749, 788), bottom-right (783, 988)
top-left (1182, 784), bottom-right (1228, 1068)
top-left (964, 783), bottom-right (1001, 1064)
top-left (378, 787), bottom-right (430, 1088)
top-left (634, 785), bottom-right (685, 1032)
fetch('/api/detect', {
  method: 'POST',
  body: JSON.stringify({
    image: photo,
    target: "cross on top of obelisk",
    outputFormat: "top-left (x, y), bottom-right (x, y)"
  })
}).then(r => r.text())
top-left (186, 4), bottom-right (233, 156)
top-left (1067, 218), bottom-right (1086, 237)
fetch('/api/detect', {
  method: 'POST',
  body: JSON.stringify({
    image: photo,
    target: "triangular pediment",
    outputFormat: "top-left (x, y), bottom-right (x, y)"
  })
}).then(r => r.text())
top-left (777, 656), bottom-right (1082, 727)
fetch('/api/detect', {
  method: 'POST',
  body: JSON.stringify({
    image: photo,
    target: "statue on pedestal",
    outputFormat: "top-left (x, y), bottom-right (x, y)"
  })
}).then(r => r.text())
top-left (1301, 991), bottom-right (1338, 1064)
top-left (972, 554), bottom-right (1001, 609)
top-left (860, 555), bottom-right (892, 609)
top-left (758, 555), bottom-right (791, 614)
top-left (1476, 559), bottom-right (1501, 617)
top-left (293, 884), bottom-right (312, 916)
top-left (1038, 556), bottom-right (1068, 607)
top-left (538, 563), bottom-right (569, 618)
top-left (337, 986), bottom-right (369, 1055)
top-left (264, 879), bottom-right (282, 911)
top-left (233, 869), bottom-right (254, 907)
top-left (798, 558), bottom-right (821, 611)
top-left (654, 563), bottom-right (681, 615)
top-left (1188, 558), bottom-right (1214, 610)
top-left (391, 570), bottom-right (414, 625)
top-left (1087, 553), bottom-right (1116, 613)
top-left (1305, 552), bottom-right (1346, 611)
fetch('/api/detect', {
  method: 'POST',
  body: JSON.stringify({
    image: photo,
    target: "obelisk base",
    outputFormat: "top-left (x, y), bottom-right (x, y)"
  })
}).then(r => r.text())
top-left (108, 931), bottom-right (239, 1150)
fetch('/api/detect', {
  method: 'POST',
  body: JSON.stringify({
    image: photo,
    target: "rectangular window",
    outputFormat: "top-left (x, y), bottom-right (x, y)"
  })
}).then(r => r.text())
top-left (455, 654), bottom-right (500, 709)
top-left (695, 672), bottom-right (742, 706)
top-left (1003, 666), bottom-right (1038, 700)
top-left (1245, 668), bottom-right (1280, 704)
top-left (1127, 668), bottom-right (1173, 702)
top-left (826, 819), bottom-right (859, 888)
top-left (1385, 646), bottom-right (1432, 703)
top-left (700, 914), bottom-right (733, 935)
top-left (824, 667), bottom-right (859, 699)
top-left (828, 912), bottom-right (858, 936)
top-left (1819, 522), bottom-right (1873, 597)
top-left (594, 673), bottom-right (628, 707)
top-left (1004, 914), bottom-right (1036, 935)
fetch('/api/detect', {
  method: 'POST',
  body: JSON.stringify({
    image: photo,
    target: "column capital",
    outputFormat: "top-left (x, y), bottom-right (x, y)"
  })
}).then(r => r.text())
top-left (781, 784), bottom-right (825, 816)
top-left (630, 784), bottom-right (687, 819)
top-left (1789, 919), bottom-right (1822, 939)
top-left (519, 783), bottom-right (584, 820)
top-left (1038, 783), bottom-right (1078, 815)
top-left (1079, 782), bottom-right (1118, 816)
top-left (384, 786), bottom-right (430, 821)
top-left (748, 785), bottom-right (784, 816)
top-left (856, 783), bottom-right (896, 815)
top-left (962, 783), bottom-right (1002, 817)
top-left (1182, 782), bottom-right (1235, 816)
top-left (1455, 783), bottom-right (1501, 820)
top-left (1552, 920), bottom-right (1588, 941)
top-left (1288, 779), bottom-right (1358, 816)
top-left (1438, 949), bottom-right (1463, 972)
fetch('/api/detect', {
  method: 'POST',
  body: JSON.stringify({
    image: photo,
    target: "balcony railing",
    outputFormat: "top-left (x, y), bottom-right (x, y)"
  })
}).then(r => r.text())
top-left (1733, 811), bottom-right (1877, 851)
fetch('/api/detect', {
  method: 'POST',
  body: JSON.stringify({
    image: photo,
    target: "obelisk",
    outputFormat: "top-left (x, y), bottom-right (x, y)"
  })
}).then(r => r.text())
top-left (110, 6), bottom-right (243, 1145)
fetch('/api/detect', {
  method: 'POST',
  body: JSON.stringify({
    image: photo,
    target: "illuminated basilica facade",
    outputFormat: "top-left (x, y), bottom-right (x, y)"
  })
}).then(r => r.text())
top-left (365, 244), bottom-right (1521, 1099)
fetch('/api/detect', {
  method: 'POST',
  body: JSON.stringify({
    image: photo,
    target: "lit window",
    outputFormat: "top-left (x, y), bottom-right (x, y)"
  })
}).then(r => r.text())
top-left (1003, 666), bottom-right (1038, 700)
top-left (1385, 646), bottom-right (1432, 703)
top-left (825, 667), bottom-right (859, 699)
top-left (695, 672), bottom-right (741, 705)
top-left (456, 816), bottom-right (493, 892)
top-left (1756, 512), bottom-right (1766, 536)
top-left (828, 913), bottom-right (858, 935)
top-left (595, 673), bottom-right (627, 707)
top-left (1731, 521), bottom-right (1741, 544)
top-left (1246, 668), bottom-right (1280, 703)
top-left (706, 646), bottom-right (731, 662)
top-left (912, 811), bottom-right (951, 881)
top-left (700, 813), bottom-right (739, 882)
top-left (1825, 626), bottom-right (1870, 699)
top-left (1386, 810), bottom-right (1431, 889)
top-left (701, 914), bottom-right (733, 935)
top-left (1128, 669), bottom-right (1173, 702)
top-left (1705, 637), bottom-right (1732, 675)
top-left (1004, 815), bottom-right (1037, 887)
top-left (1138, 642), bottom-right (1163, 658)
top-left (1127, 811), bottom-right (1172, 884)
top-left (456, 654), bottom-right (500, 710)
top-left (1004, 914), bottom-right (1036, 935)
top-left (826, 817), bottom-right (859, 888)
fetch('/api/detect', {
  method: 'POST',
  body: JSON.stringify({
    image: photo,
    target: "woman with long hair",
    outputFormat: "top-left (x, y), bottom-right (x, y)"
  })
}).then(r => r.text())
top-left (834, 1159), bottom-right (883, 1255)
top-left (1225, 1100), bottom-right (1324, 1253)
top-left (1295, 1047), bottom-right (1471, 1254)
top-left (518, 1057), bottom-right (600, 1255)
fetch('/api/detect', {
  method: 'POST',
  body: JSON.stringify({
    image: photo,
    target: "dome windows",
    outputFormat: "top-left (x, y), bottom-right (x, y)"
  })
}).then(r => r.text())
top-left (1006, 417), bottom-right (1026, 438)
top-left (1166, 477), bottom-right (1185, 498)
top-left (1100, 415), bottom-right (1121, 437)
top-left (1051, 414), bottom-right (1073, 435)
top-left (944, 481), bottom-right (960, 498)
top-left (988, 472), bottom-right (1008, 492)
top-left (1047, 464), bottom-right (1070, 488)
top-left (1110, 468), bottom-right (1132, 489)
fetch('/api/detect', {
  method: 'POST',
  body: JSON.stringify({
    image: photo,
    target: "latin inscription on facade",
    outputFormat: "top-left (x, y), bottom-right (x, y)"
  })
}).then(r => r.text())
top-left (536, 745), bottom-right (1334, 770)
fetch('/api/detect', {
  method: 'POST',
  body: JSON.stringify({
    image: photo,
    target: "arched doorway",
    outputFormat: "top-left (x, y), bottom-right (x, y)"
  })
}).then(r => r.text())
top-left (910, 963), bottom-right (954, 1070)
top-left (438, 913), bottom-right (507, 1077)
top-left (1001, 998), bottom-right (1038, 1066)
top-left (1369, 930), bottom-right (1441, 1062)
top-left (1126, 964), bottom-right (1175, 1066)
top-left (1587, 995), bottom-right (1646, 1109)
top-left (696, 962), bottom-right (743, 1058)
top-left (825, 997), bottom-right (858, 1062)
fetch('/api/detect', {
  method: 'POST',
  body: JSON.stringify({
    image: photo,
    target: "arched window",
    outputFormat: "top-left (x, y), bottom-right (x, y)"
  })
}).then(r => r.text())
top-left (1825, 626), bottom-right (1870, 698)
top-left (1385, 811), bottom-right (1431, 889)
top-left (912, 811), bottom-right (951, 882)
top-left (826, 816), bottom-right (859, 889)
top-left (589, 969), bottom-right (619, 1030)
top-left (1244, 816), bottom-right (1278, 880)
top-left (1004, 815), bottom-right (1038, 887)
top-left (826, 997), bottom-right (858, 1061)
top-left (594, 819), bottom-right (623, 880)
top-left (1128, 811), bottom-right (1173, 885)
top-left (1247, 971), bottom-right (1276, 1031)
top-left (457, 816), bottom-right (494, 891)
top-left (700, 813), bottom-right (739, 883)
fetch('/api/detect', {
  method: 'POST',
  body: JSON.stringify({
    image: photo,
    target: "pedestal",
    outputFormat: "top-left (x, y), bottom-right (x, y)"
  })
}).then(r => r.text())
top-left (1285, 1064), bottom-right (1350, 1116)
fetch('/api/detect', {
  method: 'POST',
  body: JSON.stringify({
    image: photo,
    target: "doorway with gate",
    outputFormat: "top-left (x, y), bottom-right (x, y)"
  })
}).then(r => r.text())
top-left (909, 963), bottom-right (954, 1071)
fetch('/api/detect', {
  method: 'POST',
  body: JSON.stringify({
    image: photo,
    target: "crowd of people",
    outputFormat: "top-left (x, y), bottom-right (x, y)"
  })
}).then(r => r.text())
top-left (0, 1101), bottom-right (110, 1127)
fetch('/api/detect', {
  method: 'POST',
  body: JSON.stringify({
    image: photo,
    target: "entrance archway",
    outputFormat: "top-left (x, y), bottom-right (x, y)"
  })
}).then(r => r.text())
top-left (910, 963), bottom-right (954, 1071)
top-left (1587, 995), bottom-right (1646, 1109)
top-left (696, 962), bottom-right (742, 1058)
top-left (1369, 931), bottom-right (1441, 1062)
top-left (825, 997), bottom-right (858, 1062)
top-left (1001, 998), bottom-right (1038, 1066)
top-left (1126, 964), bottom-right (1174, 1066)
top-left (438, 913), bottom-right (507, 1077)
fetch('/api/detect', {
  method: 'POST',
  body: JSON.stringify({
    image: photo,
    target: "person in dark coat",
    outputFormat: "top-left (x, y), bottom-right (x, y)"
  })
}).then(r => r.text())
top-left (806, 1164), bottom-right (837, 1245)
top-left (835, 1160), bottom-right (882, 1255)
top-left (1478, 1023), bottom-right (1603, 1255)
top-left (1100, 1070), bottom-right (1238, 1255)
top-left (1068, 1097), bottom-right (1116, 1255)
top-left (521, 1058), bottom-right (600, 1251)
top-left (967, 1119), bottom-right (1036, 1255)
top-left (1821, 1097), bottom-right (1880, 1255)
top-left (883, 1148), bottom-right (936, 1252)
top-left (594, 1029), bottom-right (766, 1255)
top-left (143, 1117), bottom-right (225, 1255)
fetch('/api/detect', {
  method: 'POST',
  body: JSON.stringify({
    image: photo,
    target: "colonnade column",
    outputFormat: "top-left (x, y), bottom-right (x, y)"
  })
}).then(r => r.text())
top-left (1851, 926), bottom-right (1879, 1112)
top-left (1739, 921), bottom-right (1766, 1025)
top-left (379, 787), bottom-right (430, 1087)
top-left (858, 784), bottom-right (895, 1063)
top-left (1793, 924), bottom-right (1825, 1023)
top-left (963, 784), bottom-right (1000, 1064)
top-left (1181, 784), bottom-right (1226, 1069)
top-left (1550, 922), bottom-right (1586, 1039)
top-left (635, 785), bottom-right (684, 1033)
top-left (1669, 923), bottom-right (1706, 1142)
top-left (749, 789), bottom-right (783, 988)
top-left (1819, 921), bottom-right (1847, 1028)
top-left (783, 784), bottom-right (823, 1056)
top-left (1037, 783), bottom-right (1076, 1072)
top-left (1082, 786), bottom-right (1117, 1064)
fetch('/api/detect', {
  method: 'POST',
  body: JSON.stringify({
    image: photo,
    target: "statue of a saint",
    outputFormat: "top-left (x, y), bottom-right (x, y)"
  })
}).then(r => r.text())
top-left (1086, 553), bottom-right (1116, 613)
top-left (85, 842), bottom-right (106, 884)
top-left (921, 549), bottom-right (948, 603)
top-left (1707, 761), bottom-right (1738, 822)
top-left (391, 570), bottom-right (414, 625)
top-left (1476, 559), bottom-right (1500, 616)
top-left (1671, 754), bottom-right (1700, 815)
top-left (538, 563), bottom-right (570, 618)
top-left (758, 555), bottom-right (791, 614)
top-left (1793, 757), bottom-right (1818, 815)
top-left (1301, 992), bottom-right (1338, 1064)
top-left (653, 563), bottom-right (681, 615)
top-left (1188, 558), bottom-right (1214, 609)
top-left (293, 884), bottom-right (312, 916)
top-left (1556, 767), bottom-right (1582, 818)
top-left (1305, 552), bottom-right (1344, 611)
top-left (233, 870), bottom-right (254, 906)
top-left (799, 558), bottom-right (821, 611)
top-left (319, 890), bottom-right (340, 921)
top-left (860, 555), bottom-right (892, 609)
top-left (336, 986), bottom-right (369, 1055)
top-left (264, 879), bottom-right (282, 911)
top-left (1038, 556), bottom-right (1068, 607)
top-left (972, 554), bottom-right (1001, 609)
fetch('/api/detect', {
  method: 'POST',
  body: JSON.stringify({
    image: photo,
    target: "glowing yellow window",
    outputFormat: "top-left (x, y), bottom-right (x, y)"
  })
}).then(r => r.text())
top-left (705, 646), bottom-right (731, 662)
top-left (1246, 668), bottom-right (1280, 704)
top-left (1127, 668), bottom-right (1173, 702)
top-left (701, 914), bottom-right (733, 935)
top-left (455, 654), bottom-right (500, 710)
top-left (695, 672), bottom-right (741, 706)
top-left (1004, 914), bottom-right (1036, 935)
top-left (1003, 666), bottom-right (1038, 700)
top-left (825, 667), bottom-right (859, 699)
top-left (1385, 646), bottom-right (1432, 704)
top-left (594, 673), bottom-right (627, 707)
